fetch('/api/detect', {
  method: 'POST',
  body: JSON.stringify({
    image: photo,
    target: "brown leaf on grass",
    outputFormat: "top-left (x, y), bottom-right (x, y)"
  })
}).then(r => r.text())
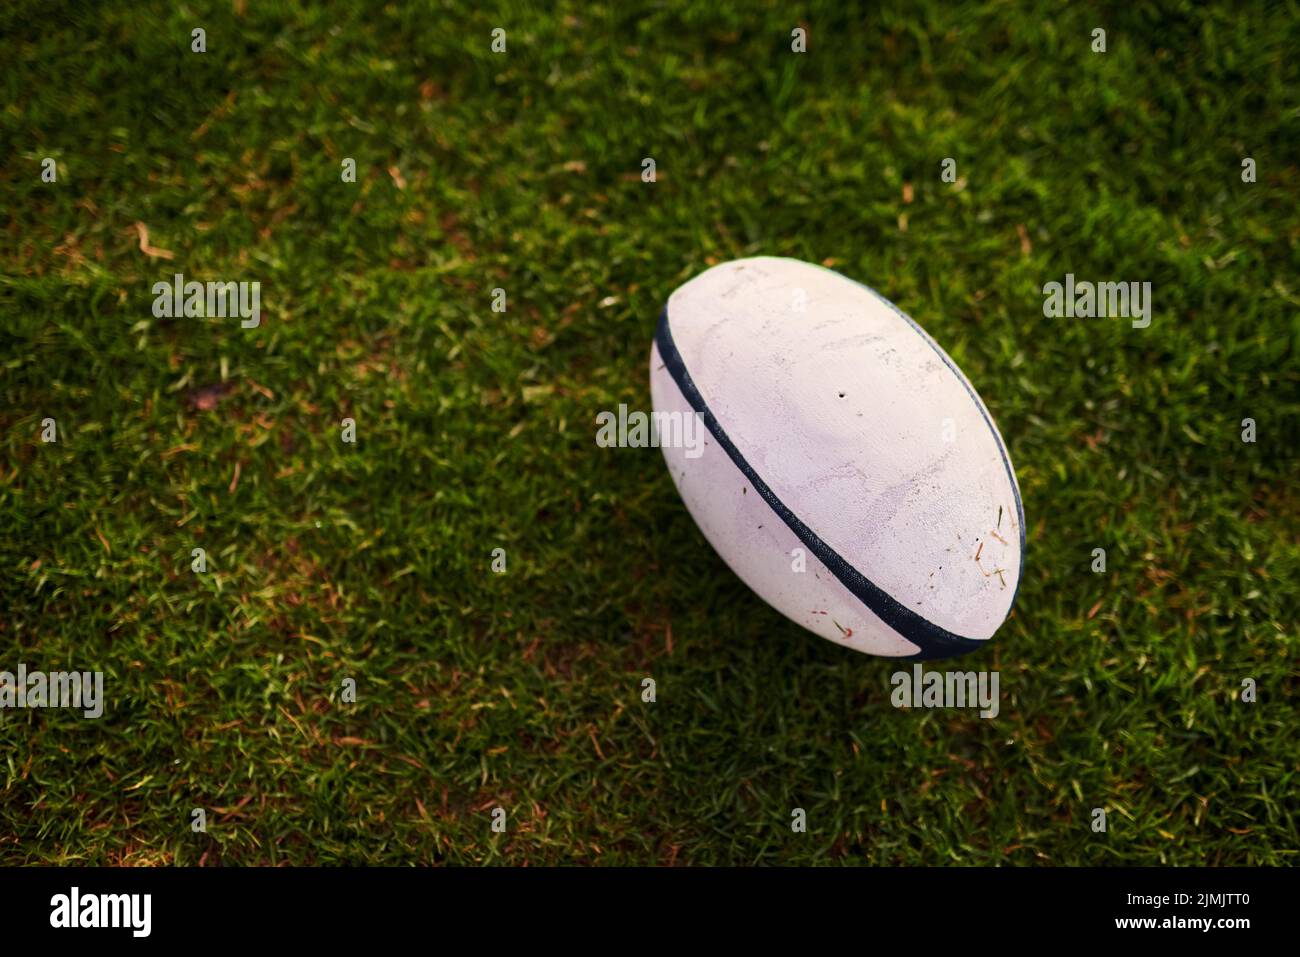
top-left (902, 181), bottom-right (914, 204)
top-left (1081, 428), bottom-right (1106, 450)
top-left (212, 795), bottom-right (255, 816)
top-left (419, 80), bottom-right (447, 101)
top-left (388, 166), bottom-right (406, 189)
top-left (228, 461), bottom-right (241, 494)
top-left (188, 382), bottom-right (236, 411)
top-left (1016, 223), bottom-right (1032, 256)
top-left (133, 222), bottom-right (174, 260)
top-left (190, 90), bottom-right (238, 141)
top-left (439, 212), bottom-right (474, 258)
top-left (1087, 600), bottom-right (1103, 619)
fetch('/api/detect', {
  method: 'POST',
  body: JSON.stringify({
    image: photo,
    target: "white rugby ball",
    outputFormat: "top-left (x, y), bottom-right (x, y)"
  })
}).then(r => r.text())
top-left (649, 257), bottom-right (1023, 659)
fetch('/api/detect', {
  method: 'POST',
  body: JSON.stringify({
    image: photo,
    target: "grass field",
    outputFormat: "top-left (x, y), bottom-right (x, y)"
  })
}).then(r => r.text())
top-left (1, 0), bottom-right (1297, 865)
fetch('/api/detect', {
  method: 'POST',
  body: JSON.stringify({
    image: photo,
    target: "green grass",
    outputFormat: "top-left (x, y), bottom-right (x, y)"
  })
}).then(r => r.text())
top-left (1, 0), bottom-right (1297, 865)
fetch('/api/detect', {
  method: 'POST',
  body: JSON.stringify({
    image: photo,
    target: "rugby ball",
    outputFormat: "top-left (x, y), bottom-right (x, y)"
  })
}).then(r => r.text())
top-left (649, 257), bottom-right (1023, 659)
